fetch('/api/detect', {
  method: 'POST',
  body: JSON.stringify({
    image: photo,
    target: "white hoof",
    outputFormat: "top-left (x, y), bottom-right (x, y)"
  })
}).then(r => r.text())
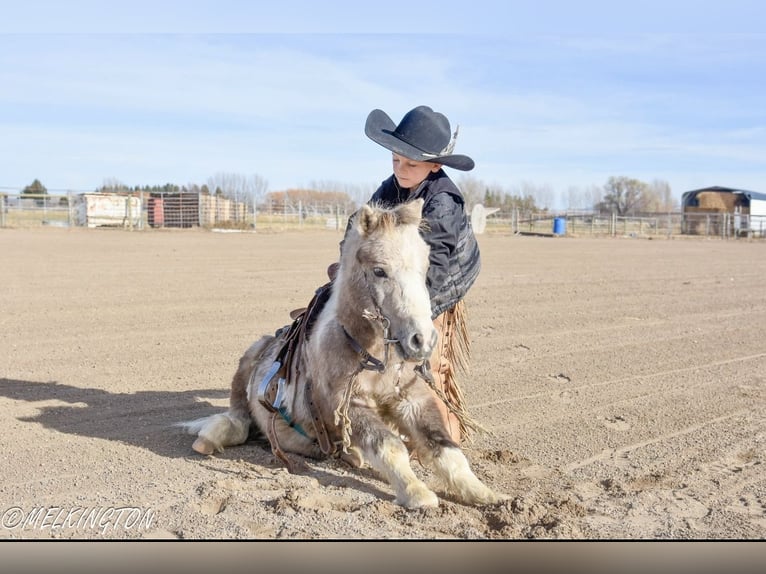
top-left (398, 482), bottom-right (439, 509)
top-left (480, 489), bottom-right (510, 505)
top-left (464, 485), bottom-right (509, 505)
top-left (192, 437), bottom-right (219, 456)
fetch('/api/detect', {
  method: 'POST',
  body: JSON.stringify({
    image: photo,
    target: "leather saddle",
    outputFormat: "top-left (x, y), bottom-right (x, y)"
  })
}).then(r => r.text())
top-left (257, 281), bottom-right (333, 413)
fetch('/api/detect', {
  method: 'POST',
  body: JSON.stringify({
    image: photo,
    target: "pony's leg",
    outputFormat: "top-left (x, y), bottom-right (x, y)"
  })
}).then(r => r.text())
top-left (190, 412), bottom-right (250, 455)
top-left (396, 391), bottom-right (507, 505)
top-left (348, 405), bottom-right (439, 508)
top-left (188, 348), bottom-right (255, 455)
top-left (425, 445), bottom-right (508, 505)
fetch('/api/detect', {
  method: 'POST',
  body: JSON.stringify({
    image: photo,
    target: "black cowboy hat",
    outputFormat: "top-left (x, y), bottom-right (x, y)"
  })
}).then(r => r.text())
top-left (364, 105), bottom-right (475, 171)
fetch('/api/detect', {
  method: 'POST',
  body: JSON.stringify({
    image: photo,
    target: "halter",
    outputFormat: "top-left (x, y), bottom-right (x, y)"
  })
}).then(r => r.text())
top-left (331, 270), bottom-right (408, 452)
top-left (341, 266), bottom-right (436, 380)
top-left (342, 310), bottom-right (396, 373)
top-left (335, 303), bottom-right (433, 455)
top-left (341, 259), bottom-right (425, 370)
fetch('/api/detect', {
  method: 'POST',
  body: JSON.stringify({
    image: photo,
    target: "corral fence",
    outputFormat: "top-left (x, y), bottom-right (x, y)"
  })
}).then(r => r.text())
top-left (487, 209), bottom-right (766, 239)
top-left (2, 192), bottom-right (764, 240)
top-left (0, 192), bottom-right (352, 232)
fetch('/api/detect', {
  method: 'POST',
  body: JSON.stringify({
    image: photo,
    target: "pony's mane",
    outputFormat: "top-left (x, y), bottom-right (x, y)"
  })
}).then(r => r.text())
top-left (358, 199), bottom-right (426, 236)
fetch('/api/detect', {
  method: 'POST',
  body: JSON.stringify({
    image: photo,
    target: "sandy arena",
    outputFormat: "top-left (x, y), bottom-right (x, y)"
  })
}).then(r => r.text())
top-left (1, 227), bottom-right (765, 540)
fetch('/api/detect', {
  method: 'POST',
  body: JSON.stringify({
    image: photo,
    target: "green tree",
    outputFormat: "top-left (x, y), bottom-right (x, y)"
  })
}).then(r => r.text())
top-left (22, 178), bottom-right (48, 196)
top-left (22, 179), bottom-right (48, 206)
top-left (98, 177), bottom-right (129, 193)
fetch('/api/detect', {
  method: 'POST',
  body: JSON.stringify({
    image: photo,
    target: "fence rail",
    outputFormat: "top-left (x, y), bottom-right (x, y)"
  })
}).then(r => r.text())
top-left (2, 192), bottom-right (765, 240)
top-left (486, 209), bottom-right (766, 239)
top-left (0, 192), bottom-right (353, 231)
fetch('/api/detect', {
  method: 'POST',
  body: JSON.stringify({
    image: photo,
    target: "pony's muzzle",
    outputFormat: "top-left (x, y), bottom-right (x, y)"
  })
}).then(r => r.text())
top-left (400, 327), bottom-right (438, 361)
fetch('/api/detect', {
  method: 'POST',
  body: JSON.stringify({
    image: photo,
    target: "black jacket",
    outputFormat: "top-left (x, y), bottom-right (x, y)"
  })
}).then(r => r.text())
top-left (367, 170), bottom-right (481, 318)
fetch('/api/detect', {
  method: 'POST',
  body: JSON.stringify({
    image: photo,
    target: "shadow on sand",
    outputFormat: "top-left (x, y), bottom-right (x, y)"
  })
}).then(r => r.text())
top-left (0, 377), bottom-right (393, 500)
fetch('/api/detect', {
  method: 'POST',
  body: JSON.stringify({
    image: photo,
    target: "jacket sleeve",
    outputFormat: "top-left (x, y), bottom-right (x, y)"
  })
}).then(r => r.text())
top-left (421, 192), bottom-right (462, 294)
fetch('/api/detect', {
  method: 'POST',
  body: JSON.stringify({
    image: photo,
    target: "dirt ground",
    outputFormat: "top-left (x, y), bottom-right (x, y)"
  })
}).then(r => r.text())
top-left (2, 226), bottom-right (765, 541)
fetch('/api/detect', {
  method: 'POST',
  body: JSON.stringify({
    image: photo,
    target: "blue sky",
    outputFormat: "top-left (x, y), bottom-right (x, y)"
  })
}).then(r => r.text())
top-left (1, 1), bottom-right (765, 208)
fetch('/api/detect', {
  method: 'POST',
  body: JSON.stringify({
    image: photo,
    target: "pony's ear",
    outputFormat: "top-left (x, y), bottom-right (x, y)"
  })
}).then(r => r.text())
top-left (396, 198), bottom-right (424, 226)
top-left (357, 203), bottom-right (379, 235)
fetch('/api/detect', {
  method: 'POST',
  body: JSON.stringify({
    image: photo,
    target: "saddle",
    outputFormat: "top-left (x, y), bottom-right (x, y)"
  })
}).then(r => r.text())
top-left (256, 281), bottom-right (337, 464)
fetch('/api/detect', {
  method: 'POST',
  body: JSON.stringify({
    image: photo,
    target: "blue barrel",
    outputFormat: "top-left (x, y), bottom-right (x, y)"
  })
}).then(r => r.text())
top-left (553, 217), bottom-right (567, 235)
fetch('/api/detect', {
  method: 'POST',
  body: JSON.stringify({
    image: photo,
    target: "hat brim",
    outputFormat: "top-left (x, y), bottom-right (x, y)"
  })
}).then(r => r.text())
top-left (364, 109), bottom-right (475, 171)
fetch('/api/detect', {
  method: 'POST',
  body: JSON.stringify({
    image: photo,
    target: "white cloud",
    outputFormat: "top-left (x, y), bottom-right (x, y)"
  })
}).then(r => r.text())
top-left (1, 30), bottom-right (764, 203)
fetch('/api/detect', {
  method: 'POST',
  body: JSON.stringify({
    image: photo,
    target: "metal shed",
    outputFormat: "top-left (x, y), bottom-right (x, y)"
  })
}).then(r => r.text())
top-left (681, 186), bottom-right (766, 237)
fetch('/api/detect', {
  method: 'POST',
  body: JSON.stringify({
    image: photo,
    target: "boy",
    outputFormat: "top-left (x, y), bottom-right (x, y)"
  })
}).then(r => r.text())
top-left (360, 105), bottom-right (482, 444)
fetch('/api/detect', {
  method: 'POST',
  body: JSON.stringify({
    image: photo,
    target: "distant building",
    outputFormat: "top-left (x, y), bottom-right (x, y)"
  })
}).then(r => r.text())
top-left (681, 186), bottom-right (766, 236)
top-left (147, 192), bottom-right (247, 228)
top-left (76, 193), bottom-right (142, 228)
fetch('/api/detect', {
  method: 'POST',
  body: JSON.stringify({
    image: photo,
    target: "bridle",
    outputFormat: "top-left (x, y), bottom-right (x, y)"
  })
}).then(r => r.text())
top-left (340, 265), bottom-right (411, 375)
top-left (343, 265), bottom-right (435, 380)
top-left (342, 309), bottom-right (395, 374)
top-left (332, 270), bottom-right (435, 454)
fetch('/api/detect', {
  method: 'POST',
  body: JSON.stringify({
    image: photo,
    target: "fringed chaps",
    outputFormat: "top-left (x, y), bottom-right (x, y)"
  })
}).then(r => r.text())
top-left (429, 300), bottom-right (483, 442)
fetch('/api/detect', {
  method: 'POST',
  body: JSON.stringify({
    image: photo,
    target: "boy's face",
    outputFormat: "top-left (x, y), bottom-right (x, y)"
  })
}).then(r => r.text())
top-left (392, 153), bottom-right (441, 190)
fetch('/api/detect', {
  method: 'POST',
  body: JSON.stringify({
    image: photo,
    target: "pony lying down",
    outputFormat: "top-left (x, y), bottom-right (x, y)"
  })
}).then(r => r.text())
top-left (179, 199), bottom-right (507, 509)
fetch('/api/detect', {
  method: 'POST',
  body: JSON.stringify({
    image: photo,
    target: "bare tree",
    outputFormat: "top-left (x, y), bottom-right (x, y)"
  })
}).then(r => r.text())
top-left (514, 181), bottom-right (554, 211)
top-left (456, 175), bottom-right (485, 208)
top-left (309, 180), bottom-right (375, 208)
top-left (584, 184), bottom-right (603, 211)
top-left (597, 176), bottom-right (648, 216)
top-left (646, 179), bottom-right (675, 213)
top-left (206, 172), bottom-right (269, 216)
top-left (564, 185), bottom-right (587, 211)
top-left (248, 174), bottom-right (269, 213)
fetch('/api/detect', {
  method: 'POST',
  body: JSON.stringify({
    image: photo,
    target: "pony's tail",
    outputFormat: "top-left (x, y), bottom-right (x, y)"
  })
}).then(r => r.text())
top-left (175, 411), bottom-right (250, 456)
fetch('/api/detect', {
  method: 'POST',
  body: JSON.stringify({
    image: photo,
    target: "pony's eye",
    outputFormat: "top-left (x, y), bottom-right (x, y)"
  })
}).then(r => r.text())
top-left (372, 267), bottom-right (387, 278)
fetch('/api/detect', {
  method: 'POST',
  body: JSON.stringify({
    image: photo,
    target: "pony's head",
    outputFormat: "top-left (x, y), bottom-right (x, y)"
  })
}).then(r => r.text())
top-left (339, 199), bottom-right (437, 362)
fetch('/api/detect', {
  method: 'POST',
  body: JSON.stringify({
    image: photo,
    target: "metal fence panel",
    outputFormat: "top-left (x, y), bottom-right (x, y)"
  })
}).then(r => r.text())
top-left (2, 193), bottom-right (764, 240)
top-left (0, 193), bottom-right (75, 228)
top-left (481, 209), bottom-right (766, 239)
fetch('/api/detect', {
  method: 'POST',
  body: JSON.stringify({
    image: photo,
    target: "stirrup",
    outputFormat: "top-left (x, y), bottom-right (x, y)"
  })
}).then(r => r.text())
top-left (257, 359), bottom-right (286, 412)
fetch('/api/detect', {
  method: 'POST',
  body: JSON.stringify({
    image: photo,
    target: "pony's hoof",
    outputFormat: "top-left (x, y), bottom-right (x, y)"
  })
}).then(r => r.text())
top-left (399, 484), bottom-right (439, 509)
top-left (472, 488), bottom-right (510, 506)
top-left (341, 447), bottom-right (364, 468)
top-left (486, 491), bottom-right (511, 505)
top-left (192, 437), bottom-right (217, 456)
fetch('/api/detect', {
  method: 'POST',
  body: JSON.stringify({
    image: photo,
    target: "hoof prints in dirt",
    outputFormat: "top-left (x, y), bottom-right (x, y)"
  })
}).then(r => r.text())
top-left (603, 414), bottom-right (632, 431)
top-left (484, 495), bottom-right (586, 539)
top-left (730, 493), bottom-right (766, 523)
top-left (162, 452), bottom-right (589, 539)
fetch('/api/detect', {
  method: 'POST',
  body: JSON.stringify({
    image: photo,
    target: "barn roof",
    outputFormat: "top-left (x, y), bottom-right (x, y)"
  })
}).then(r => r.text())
top-left (734, 189), bottom-right (766, 202)
top-left (682, 186), bottom-right (766, 206)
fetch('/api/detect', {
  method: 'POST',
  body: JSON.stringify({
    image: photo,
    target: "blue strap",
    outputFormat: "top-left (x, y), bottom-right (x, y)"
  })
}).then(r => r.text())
top-left (277, 406), bottom-right (308, 438)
